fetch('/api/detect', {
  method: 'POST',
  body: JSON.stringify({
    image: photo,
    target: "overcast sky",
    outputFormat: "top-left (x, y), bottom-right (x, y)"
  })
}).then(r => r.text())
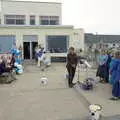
top-left (21, 0), bottom-right (120, 34)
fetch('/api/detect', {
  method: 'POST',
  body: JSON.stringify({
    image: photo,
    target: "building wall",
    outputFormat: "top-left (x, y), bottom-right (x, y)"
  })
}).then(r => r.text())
top-left (1, 0), bottom-right (62, 25)
top-left (0, 26), bottom-right (84, 56)
top-left (72, 29), bottom-right (84, 51)
top-left (85, 33), bottom-right (120, 44)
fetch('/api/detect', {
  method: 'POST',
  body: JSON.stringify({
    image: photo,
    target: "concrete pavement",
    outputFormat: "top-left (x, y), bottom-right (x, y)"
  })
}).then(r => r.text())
top-left (0, 61), bottom-right (120, 120)
top-left (0, 62), bottom-right (88, 120)
top-left (74, 67), bottom-right (120, 119)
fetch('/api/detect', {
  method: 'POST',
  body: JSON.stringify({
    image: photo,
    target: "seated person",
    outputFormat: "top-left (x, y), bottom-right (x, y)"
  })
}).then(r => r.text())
top-left (7, 56), bottom-right (11, 64)
top-left (0, 56), bottom-right (11, 73)
top-left (4, 54), bottom-right (16, 72)
top-left (0, 57), bottom-right (6, 75)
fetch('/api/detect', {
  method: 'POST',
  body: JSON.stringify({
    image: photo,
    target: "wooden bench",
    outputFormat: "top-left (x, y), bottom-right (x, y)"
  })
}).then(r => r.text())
top-left (0, 71), bottom-right (16, 84)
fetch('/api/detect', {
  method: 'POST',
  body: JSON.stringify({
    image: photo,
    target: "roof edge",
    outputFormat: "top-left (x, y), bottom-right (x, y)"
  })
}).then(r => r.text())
top-left (2, 0), bottom-right (61, 4)
top-left (0, 25), bottom-right (73, 29)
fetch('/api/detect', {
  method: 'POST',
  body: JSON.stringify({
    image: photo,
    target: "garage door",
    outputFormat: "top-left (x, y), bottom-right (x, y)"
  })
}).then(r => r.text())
top-left (0, 36), bottom-right (16, 53)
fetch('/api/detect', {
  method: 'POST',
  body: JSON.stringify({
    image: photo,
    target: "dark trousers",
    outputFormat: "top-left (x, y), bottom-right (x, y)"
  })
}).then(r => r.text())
top-left (67, 66), bottom-right (76, 86)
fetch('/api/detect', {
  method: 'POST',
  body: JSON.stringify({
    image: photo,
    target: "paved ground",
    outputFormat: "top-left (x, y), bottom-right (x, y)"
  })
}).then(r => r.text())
top-left (74, 67), bottom-right (120, 117)
top-left (0, 62), bottom-right (88, 120)
top-left (0, 61), bottom-right (120, 120)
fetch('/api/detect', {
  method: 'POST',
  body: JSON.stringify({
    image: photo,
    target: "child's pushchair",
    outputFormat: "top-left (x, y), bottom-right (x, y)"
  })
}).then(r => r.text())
top-left (77, 59), bottom-right (95, 90)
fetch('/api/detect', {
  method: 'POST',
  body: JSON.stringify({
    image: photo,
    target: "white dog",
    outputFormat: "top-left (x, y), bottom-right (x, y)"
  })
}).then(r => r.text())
top-left (89, 104), bottom-right (102, 120)
top-left (40, 77), bottom-right (48, 85)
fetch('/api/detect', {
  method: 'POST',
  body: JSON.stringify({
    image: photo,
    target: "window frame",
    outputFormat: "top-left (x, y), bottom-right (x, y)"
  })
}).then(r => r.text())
top-left (30, 15), bottom-right (36, 25)
top-left (40, 16), bottom-right (59, 25)
top-left (4, 15), bottom-right (25, 25)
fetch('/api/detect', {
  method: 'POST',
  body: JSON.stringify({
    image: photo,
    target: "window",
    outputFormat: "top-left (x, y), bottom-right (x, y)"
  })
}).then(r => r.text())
top-left (50, 20), bottom-right (56, 25)
top-left (30, 16), bottom-right (35, 25)
top-left (6, 19), bottom-right (15, 24)
top-left (0, 36), bottom-right (16, 53)
top-left (40, 16), bottom-right (59, 25)
top-left (50, 16), bottom-right (59, 25)
top-left (41, 20), bottom-right (49, 25)
top-left (4, 15), bottom-right (25, 25)
top-left (40, 16), bottom-right (49, 25)
top-left (16, 19), bottom-right (24, 25)
top-left (46, 36), bottom-right (69, 53)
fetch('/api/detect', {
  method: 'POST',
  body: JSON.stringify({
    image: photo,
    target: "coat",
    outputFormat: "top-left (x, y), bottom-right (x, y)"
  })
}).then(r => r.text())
top-left (66, 53), bottom-right (78, 68)
top-left (112, 59), bottom-right (120, 97)
top-left (109, 58), bottom-right (119, 85)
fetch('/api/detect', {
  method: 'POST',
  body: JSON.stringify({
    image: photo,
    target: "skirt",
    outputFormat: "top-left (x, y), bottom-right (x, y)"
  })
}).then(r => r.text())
top-left (96, 64), bottom-right (108, 79)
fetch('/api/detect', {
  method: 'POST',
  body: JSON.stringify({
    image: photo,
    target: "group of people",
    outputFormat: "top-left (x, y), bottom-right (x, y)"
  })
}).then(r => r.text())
top-left (96, 49), bottom-right (120, 100)
top-left (66, 47), bottom-right (120, 100)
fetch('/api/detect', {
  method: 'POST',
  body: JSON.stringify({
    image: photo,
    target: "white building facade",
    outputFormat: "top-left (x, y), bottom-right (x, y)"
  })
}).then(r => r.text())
top-left (0, 0), bottom-right (84, 59)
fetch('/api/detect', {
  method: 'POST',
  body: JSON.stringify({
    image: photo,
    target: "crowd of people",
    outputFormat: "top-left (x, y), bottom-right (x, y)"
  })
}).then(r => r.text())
top-left (96, 49), bottom-right (120, 100)
top-left (1, 45), bottom-right (119, 100)
top-left (66, 46), bottom-right (120, 100)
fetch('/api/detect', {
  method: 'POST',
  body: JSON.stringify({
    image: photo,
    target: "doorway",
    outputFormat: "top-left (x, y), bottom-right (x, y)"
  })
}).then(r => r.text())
top-left (23, 42), bottom-right (38, 59)
top-left (23, 42), bottom-right (30, 59)
top-left (32, 42), bottom-right (38, 59)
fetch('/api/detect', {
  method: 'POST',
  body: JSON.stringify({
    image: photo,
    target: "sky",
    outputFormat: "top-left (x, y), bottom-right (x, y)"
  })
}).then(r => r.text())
top-left (19, 0), bottom-right (120, 34)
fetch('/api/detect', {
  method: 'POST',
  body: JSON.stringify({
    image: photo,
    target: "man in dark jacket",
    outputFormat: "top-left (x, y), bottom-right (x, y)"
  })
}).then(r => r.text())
top-left (66, 47), bottom-right (78, 88)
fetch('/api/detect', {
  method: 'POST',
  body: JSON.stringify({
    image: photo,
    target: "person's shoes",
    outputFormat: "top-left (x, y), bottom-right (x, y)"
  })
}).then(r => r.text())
top-left (72, 83), bottom-right (76, 86)
top-left (14, 77), bottom-right (17, 80)
top-left (69, 84), bottom-right (73, 88)
top-left (110, 97), bottom-right (119, 100)
top-left (41, 68), bottom-right (45, 71)
top-left (100, 80), bottom-right (106, 84)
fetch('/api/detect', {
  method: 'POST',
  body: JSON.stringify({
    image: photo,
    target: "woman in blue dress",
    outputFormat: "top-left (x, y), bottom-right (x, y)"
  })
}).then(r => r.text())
top-left (96, 50), bottom-right (108, 83)
top-left (110, 51), bottom-right (120, 100)
top-left (109, 52), bottom-right (118, 85)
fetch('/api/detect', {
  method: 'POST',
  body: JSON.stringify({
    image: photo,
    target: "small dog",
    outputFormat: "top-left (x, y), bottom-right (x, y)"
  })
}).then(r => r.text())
top-left (40, 77), bottom-right (48, 85)
top-left (89, 104), bottom-right (102, 120)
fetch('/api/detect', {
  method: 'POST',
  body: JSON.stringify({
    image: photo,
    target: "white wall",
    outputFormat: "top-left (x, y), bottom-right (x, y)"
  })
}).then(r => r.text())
top-left (72, 29), bottom-right (85, 51)
top-left (0, 26), bottom-right (72, 49)
top-left (0, 26), bottom-right (84, 56)
top-left (1, 0), bottom-right (62, 25)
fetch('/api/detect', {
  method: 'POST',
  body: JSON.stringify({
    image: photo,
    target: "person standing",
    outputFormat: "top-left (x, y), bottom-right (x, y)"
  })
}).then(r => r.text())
top-left (66, 47), bottom-right (78, 88)
top-left (109, 53), bottom-right (117, 85)
top-left (106, 50), bottom-right (112, 82)
top-left (10, 53), bottom-right (16, 69)
top-left (110, 51), bottom-right (120, 100)
top-left (37, 48), bottom-right (43, 67)
top-left (96, 50), bottom-right (108, 83)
